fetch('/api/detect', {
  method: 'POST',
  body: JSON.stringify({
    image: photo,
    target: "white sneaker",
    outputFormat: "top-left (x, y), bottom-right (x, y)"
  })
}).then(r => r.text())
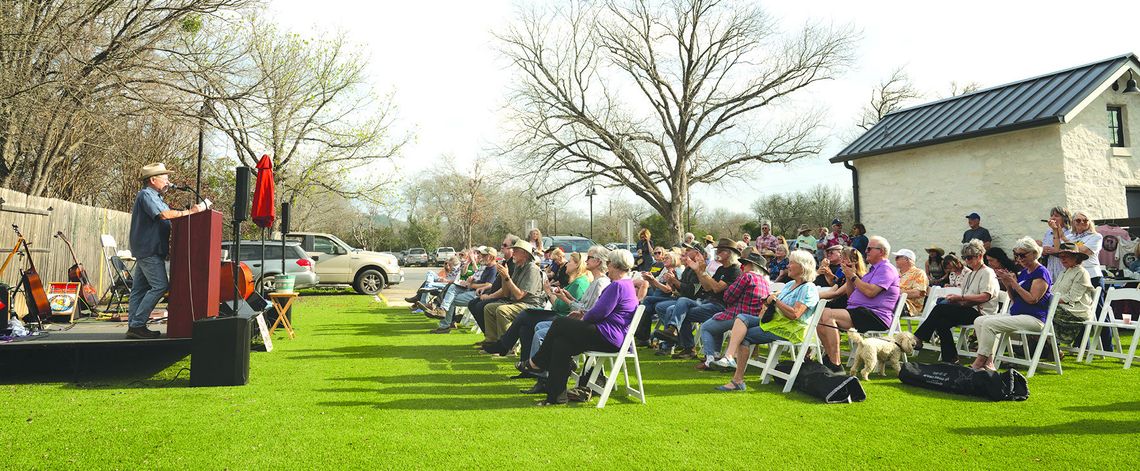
top-left (711, 356), bottom-right (736, 369)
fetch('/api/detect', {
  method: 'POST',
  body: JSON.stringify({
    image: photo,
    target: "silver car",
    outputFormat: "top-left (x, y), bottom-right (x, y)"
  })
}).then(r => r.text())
top-left (222, 241), bottom-right (320, 292)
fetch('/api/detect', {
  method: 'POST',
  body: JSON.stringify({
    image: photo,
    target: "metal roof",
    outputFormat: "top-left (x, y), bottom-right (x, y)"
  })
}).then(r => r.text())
top-left (833, 54), bottom-right (1140, 162)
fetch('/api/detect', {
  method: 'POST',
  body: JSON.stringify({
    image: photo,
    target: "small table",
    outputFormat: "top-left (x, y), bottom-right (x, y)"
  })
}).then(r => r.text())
top-left (267, 292), bottom-right (299, 339)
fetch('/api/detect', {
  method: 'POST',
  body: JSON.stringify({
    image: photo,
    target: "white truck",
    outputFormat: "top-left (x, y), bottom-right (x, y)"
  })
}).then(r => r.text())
top-left (286, 232), bottom-right (404, 295)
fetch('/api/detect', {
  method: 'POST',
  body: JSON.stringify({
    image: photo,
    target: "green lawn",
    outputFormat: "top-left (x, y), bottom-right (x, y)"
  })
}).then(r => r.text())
top-left (2, 294), bottom-right (1137, 469)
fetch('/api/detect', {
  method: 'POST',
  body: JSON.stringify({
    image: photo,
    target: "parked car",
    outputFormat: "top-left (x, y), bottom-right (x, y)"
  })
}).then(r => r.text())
top-left (405, 247), bottom-right (430, 267)
top-left (434, 246), bottom-right (456, 265)
top-left (541, 235), bottom-right (600, 254)
top-left (607, 242), bottom-right (636, 252)
top-left (221, 240), bottom-right (319, 292)
top-left (393, 251), bottom-right (407, 265)
top-left (286, 232), bottom-right (405, 295)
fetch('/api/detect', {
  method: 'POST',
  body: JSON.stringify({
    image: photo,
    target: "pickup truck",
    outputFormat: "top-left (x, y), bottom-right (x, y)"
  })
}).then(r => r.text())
top-left (286, 232), bottom-right (405, 295)
top-left (434, 246), bottom-right (456, 265)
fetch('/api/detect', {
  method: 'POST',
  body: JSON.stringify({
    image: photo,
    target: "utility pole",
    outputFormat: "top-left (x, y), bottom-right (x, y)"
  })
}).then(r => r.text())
top-left (586, 186), bottom-right (597, 240)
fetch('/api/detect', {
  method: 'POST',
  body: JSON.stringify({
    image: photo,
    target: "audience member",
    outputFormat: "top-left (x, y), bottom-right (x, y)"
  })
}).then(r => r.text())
top-left (818, 219), bottom-right (850, 250)
top-left (925, 246), bottom-right (946, 286)
top-left (794, 224), bottom-right (817, 253)
top-left (850, 223), bottom-right (869, 257)
top-left (962, 213), bottom-right (993, 249)
top-left (713, 249), bottom-right (819, 390)
top-left (695, 249), bottom-right (771, 370)
top-left (483, 251), bottom-right (591, 356)
top-left (913, 240), bottom-right (998, 362)
top-left (894, 249), bottom-right (928, 317)
top-left (465, 234), bottom-right (520, 334)
top-left (985, 247), bottom-right (1018, 275)
top-left (429, 246), bottom-right (499, 333)
top-left (1065, 211), bottom-right (1110, 348)
top-left (1041, 206), bottom-right (1073, 282)
top-left (756, 222), bottom-right (778, 252)
top-left (651, 244), bottom-right (706, 354)
top-left (768, 244), bottom-right (791, 282)
top-left (655, 238), bottom-right (741, 359)
top-left (1051, 242), bottom-right (1095, 346)
top-left (972, 237), bottom-right (1053, 371)
top-left (527, 228), bottom-right (544, 256)
top-left (480, 239), bottom-right (545, 346)
top-left (942, 253), bottom-right (971, 288)
top-left (814, 245), bottom-right (845, 287)
top-left (523, 249), bottom-right (638, 406)
top-left (635, 250), bottom-right (683, 345)
top-left (819, 247), bottom-right (865, 309)
top-left (635, 228), bottom-right (655, 272)
top-left (816, 235), bottom-right (901, 371)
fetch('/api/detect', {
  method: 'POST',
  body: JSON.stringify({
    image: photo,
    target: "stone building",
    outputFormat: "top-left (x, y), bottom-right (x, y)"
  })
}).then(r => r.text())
top-left (833, 53), bottom-right (1140, 254)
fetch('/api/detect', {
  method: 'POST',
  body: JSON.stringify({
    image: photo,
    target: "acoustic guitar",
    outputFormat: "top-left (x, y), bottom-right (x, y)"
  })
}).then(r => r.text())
top-left (55, 231), bottom-right (100, 310)
top-left (12, 225), bottom-right (51, 322)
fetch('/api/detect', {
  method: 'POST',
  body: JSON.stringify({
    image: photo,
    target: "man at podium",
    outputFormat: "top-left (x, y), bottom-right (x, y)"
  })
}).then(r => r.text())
top-left (128, 163), bottom-right (204, 339)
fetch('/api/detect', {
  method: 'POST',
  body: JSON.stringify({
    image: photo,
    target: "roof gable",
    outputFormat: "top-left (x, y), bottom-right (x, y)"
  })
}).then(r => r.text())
top-left (833, 54), bottom-right (1140, 162)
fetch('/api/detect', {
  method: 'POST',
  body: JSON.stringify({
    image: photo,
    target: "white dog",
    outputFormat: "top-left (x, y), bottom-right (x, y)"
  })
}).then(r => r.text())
top-left (847, 329), bottom-right (918, 380)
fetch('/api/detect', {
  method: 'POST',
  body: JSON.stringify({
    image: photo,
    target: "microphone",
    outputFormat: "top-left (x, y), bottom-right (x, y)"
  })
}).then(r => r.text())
top-left (168, 184), bottom-right (193, 192)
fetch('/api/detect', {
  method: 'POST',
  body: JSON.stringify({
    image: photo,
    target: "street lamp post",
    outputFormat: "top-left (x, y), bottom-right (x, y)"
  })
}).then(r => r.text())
top-left (586, 186), bottom-right (597, 240)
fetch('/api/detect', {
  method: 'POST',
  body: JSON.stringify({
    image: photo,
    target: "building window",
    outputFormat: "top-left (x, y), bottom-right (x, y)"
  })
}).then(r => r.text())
top-left (1108, 105), bottom-right (1125, 147)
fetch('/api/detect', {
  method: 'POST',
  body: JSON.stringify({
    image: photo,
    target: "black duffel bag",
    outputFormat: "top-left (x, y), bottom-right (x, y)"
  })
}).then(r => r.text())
top-left (774, 360), bottom-right (866, 404)
top-left (898, 362), bottom-right (1029, 401)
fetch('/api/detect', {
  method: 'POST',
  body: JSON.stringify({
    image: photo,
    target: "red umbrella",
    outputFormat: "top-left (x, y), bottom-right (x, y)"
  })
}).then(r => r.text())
top-left (251, 154), bottom-right (275, 229)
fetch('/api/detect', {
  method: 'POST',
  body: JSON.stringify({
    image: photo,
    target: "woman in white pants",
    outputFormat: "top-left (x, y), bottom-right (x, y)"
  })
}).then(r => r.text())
top-left (971, 237), bottom-right (1053, 371)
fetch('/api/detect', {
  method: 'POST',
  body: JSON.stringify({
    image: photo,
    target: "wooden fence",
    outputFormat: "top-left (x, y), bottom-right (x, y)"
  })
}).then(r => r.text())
top-left (0, 188), bottom-right (131, 298)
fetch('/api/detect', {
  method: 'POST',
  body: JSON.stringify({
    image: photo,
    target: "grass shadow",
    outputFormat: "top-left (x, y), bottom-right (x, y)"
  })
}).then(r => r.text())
top-left (950, 419), bottom-right (1140, 436)
top-left (1061, 401), bottom-right (1140, 413)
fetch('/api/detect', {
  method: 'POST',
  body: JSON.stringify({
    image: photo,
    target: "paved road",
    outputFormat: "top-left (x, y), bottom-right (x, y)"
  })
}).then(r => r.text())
top-left (383, 265), bottom-right (431, 307)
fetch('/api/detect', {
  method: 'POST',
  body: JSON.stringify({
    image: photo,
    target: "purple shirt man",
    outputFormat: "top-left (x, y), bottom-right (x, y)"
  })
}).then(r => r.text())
top-left (846, 259), bottom-right (901, 328)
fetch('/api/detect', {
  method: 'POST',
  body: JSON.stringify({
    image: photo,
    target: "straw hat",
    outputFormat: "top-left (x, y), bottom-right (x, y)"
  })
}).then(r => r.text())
top-left (139, 163), bottom-right (171, 180)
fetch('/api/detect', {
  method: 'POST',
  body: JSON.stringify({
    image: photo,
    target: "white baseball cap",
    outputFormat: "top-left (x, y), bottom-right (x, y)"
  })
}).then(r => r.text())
top-left (893, 249), bottom-right (917, 262)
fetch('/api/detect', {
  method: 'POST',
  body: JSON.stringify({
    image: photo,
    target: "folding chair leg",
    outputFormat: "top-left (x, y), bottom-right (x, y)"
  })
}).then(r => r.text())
top-left (1076, 324), bottom-right (1093, 362)
top-left (1126, 332), bottom-right (1140, 369)
top-left (760, 344), bottom-right (783, 386)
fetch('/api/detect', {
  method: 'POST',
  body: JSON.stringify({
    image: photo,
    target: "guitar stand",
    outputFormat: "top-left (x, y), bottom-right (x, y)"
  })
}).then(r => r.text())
top-left (10, 276), bottom-right (46, 333)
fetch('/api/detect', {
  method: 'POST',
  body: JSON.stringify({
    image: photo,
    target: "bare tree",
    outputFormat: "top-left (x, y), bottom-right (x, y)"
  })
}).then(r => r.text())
top-left (751, 184), bottom-right (852, 237)
top-left (945, 80), bottom-right (982, 97)
top-left (856, 66), bottom-right (922, 131)
top-left (0, 0), bottom-right (249, 199)
top-left (193, 18), bottom-right (408, 206)
top-left (498, 0), bottom-right (856, 243)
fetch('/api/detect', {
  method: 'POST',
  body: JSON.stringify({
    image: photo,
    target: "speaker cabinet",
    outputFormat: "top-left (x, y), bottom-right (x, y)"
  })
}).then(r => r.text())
top-left (280, 202), bottom-right (291, 235)
top-left (190, 315), bottom-right (251, 387)
top-left (233, 166), bottom-right (251, 222)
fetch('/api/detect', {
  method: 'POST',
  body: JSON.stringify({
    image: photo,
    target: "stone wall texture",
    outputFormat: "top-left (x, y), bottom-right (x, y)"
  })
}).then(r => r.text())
top-left (852, 82), bottom-right (1140, 257)
top-left (1061, 87), bottom-right (1140, 218)
top-left (853, 125), bottom-right (1064, 255)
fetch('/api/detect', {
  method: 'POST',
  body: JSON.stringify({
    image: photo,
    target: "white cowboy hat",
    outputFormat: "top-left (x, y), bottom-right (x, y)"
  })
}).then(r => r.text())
top-left (139, 163), bottom-right (172, 180)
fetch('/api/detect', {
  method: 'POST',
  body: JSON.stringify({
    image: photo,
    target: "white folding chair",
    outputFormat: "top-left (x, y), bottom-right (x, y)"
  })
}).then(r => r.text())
top-left (992, 295), bottom-right (1063, 377)
top-left (954, 290), bottom-right (1010, 358)
top-left (579, 305), bottom-right (647, 408)
top-left (1077, 287), bottom-right (1139, 368)
top-left (758, 301), bottom-right (826, 392)
top-left (905, 286), bottom-right (961, 333)
top-left (1061, 286), bottom-right (1101, 354)
top-left (455, 306), bottom-right (481, 334)
top-left (846, 295), bottom-right (907, 367)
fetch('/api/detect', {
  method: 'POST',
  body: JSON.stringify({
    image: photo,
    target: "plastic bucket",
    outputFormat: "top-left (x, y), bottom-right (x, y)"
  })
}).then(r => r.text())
top-left (274, 275), bottom-right (296, 293)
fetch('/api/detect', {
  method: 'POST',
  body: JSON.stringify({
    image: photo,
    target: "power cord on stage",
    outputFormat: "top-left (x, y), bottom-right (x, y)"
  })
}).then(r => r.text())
top-left (125, 367), bottom-right (191, 388)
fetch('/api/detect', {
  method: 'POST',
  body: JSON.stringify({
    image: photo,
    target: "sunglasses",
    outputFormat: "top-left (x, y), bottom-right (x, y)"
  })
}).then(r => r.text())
top-left (867, 246), bottom-right (884, 252)
top-left (963, 254), bottom-right (978, 260)
top-left (1013, 251), bottom-right (1032, 259)
top-left (1073, 218), bottom-right (1088, 223)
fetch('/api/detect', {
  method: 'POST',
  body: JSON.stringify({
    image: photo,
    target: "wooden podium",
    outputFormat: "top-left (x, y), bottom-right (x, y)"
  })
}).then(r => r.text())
top-left (167, 210), bottom-right (223, 338)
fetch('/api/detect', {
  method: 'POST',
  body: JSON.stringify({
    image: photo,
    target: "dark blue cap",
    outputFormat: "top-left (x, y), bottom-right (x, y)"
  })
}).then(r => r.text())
top-left (966, 212), bottom-right (981, 219)
top-left (830, 219), bottom-right (842, 226)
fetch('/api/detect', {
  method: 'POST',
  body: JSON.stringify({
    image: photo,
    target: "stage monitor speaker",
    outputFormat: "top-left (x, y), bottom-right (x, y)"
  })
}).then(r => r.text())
top-left (218, 291), bottom-right (268, 317)
top-left (233, 166), bottom-right (251, 222)
top-left (280, 202), bottom-right (291, 235)
top-left (190, 315), bottom-right (251, 387)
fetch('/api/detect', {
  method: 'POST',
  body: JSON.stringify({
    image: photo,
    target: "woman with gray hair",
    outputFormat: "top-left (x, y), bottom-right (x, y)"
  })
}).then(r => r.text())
top-left (971, 237), bottom-right (1053, 371)
top-left (913, 239), bottom-right (1000, 363)
top-left (523, 249), bottom-right (639, 405)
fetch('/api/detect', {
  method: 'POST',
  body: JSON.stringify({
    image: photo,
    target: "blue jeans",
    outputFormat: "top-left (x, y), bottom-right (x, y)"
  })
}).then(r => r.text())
top-left (664, 297), bottom-right (709, 328)
top-left (654, 299), bottom-right (680, 324)
top-left (418, 281), bottom-right (449, 305)
top-left (441, 290), bottom-right (478, 328)
top-left (679, 303), bottom-right (722, 349)
top-left (700, 317), bottom-right (737, 358)
top-left (737, 314), bottom-right (787, 345)
top-left (530, 320), bottom-right (553, 378)
top-left (637, 295), bottom-right (674, 340)
top-left (128, 255), bottom-right (169, 329)
top-left (439, 285), bottom-right (468, 311)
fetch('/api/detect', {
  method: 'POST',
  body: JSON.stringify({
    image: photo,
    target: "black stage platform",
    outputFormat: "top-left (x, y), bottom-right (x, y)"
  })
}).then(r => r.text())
top-left (1, 321), bottom-right (190, 351)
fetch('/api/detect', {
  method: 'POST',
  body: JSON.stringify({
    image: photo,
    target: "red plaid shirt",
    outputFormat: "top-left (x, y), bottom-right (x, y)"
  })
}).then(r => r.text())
top-left (713, 271), bottom-right (771, 321)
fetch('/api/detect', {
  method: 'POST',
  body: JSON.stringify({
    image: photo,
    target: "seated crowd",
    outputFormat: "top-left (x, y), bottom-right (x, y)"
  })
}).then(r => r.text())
top-left (406, 206), bottom-right (1108, 405)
